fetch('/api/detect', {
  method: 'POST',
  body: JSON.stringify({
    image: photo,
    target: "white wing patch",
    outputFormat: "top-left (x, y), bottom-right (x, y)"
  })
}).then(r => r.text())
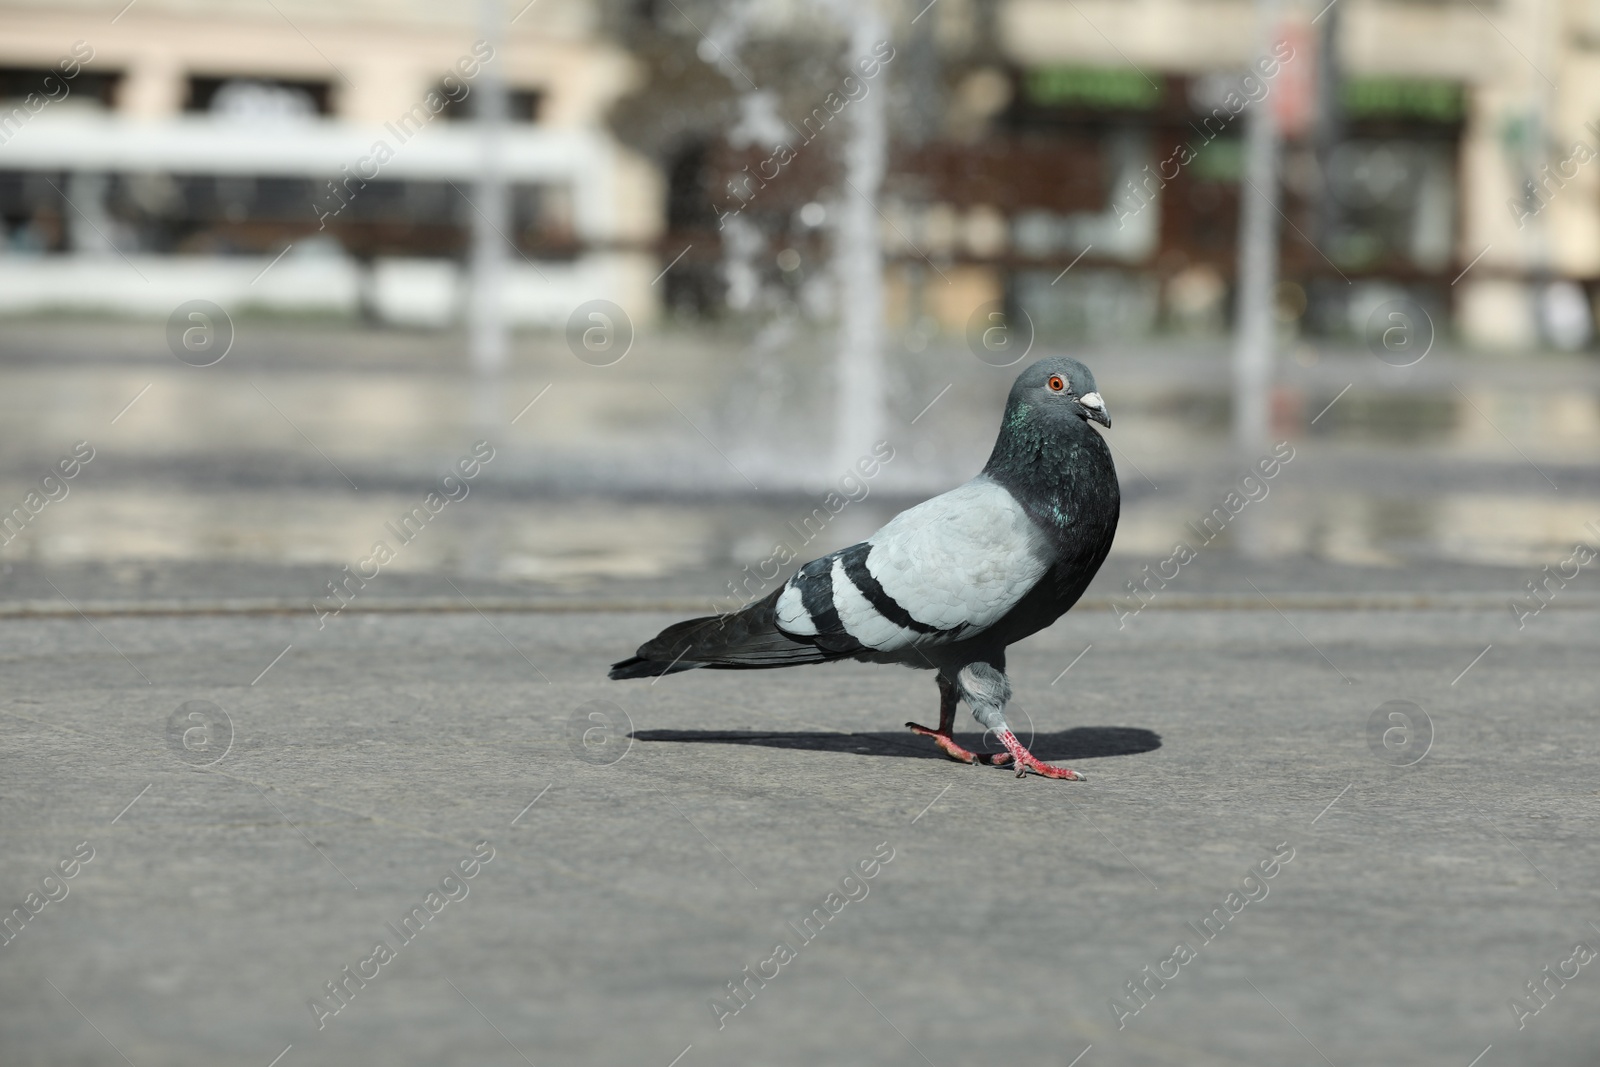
top-left (864, 475), bottom-right (1052, 642)
top-left (829, 557), bottom-right (919, 650)
top-left (775, 583), bottom-right (817, 636)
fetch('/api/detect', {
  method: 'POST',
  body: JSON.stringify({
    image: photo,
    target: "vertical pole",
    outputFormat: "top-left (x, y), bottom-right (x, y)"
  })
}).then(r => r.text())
top-left (471, 0), bottom-right (510, 428)
top-left (901, 0), bottom-right (939, 341)
top-left (833, 3), bottom-right (888, 473)
top-left (1312, 0), bottom-right (1343, 254)
top-left (1528, 0), bottom-right (1554, 342)
top-left (1233, 0), bottom-right (1282, 457)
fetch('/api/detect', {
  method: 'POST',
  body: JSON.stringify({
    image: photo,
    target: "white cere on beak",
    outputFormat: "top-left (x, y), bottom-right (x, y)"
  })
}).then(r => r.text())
top-left (1077, 390), bottom-right (1111, 427)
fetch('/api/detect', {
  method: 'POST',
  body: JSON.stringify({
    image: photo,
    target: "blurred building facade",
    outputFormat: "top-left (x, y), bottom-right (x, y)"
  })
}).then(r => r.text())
top-left (620, 0), bottom-right (1600, 353)
top-left (994, 0), bottom-right (1600, 350)
top-left (2, 0), bottom-right (1599, 351)
top-left (0, 0), bottom-right (661, 324)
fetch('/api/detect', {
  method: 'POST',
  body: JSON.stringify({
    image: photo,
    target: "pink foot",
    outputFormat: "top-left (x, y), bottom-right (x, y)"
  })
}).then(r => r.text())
top-left (906, 722), bottom-right (1013, 766)
top-left (995, 728), bottom-right (1085, 781)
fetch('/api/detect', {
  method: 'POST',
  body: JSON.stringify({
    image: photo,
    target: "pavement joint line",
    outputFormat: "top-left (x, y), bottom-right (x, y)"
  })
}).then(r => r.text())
top-left (3, 592), bottom-right (1588, 618)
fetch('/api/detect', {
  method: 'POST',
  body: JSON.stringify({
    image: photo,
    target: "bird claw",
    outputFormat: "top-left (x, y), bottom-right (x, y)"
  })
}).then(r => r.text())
top-left (996, 728), bottom-right (1086, 781)
top-left (906, 722), bottom-right (1013, 767)
top-left (905, 721), bottom-right (978, 764)
top-left (1013, 759), bottom-right (1085, 781)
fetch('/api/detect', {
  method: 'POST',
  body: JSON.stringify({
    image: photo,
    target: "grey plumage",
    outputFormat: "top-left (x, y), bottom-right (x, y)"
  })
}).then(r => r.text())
top-left (609, 357), bottom-right (1119, 779)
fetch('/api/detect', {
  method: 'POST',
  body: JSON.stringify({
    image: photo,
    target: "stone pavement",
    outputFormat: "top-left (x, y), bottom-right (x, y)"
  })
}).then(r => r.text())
top-left (2, 586), bottom-right (1597, 1066)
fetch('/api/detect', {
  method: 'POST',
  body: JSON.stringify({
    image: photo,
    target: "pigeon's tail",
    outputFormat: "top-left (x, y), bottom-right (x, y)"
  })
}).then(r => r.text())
top-left (608, 589), bottom-right (836, 680)
top-left (607, 654), bottom-right (699, 680)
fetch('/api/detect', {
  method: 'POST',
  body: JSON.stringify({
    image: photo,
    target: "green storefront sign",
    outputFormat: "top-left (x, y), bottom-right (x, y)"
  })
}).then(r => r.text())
top-left (1342, 78), bottom-right (1464, 122)
top-left (1025, 66), bottom-right (1163, 110)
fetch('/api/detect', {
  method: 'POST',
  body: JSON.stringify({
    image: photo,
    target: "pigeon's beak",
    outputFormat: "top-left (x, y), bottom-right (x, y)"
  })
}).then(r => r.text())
top-left (1078, 392), bottom-right (1111, 428)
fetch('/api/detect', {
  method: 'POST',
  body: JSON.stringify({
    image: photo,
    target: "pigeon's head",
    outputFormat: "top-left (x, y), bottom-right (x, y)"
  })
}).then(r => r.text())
top-left (1006, 357), bottom-right (1111, 430)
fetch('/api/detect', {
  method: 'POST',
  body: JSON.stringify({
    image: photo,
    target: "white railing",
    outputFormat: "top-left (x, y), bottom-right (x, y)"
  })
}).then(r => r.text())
top-left (0, 115), bottom-right (649, 323)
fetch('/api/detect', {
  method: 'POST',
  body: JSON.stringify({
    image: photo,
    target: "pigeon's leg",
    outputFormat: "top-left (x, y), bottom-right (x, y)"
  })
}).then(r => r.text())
top-left (906, 675), bottom-right (980, 763)
top-left (958, 663), bottom-right (1085, 781)
top-left (906, 675), bottom-right (1012, 765)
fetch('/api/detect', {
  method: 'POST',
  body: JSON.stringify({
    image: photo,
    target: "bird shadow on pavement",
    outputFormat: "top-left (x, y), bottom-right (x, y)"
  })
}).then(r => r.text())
top-left (632, 726), bottom-right (1161, 762)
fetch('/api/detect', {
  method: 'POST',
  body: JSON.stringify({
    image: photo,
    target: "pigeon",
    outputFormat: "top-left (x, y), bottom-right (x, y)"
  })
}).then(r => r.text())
top-left (609, 357), bottom-right (1119, 780)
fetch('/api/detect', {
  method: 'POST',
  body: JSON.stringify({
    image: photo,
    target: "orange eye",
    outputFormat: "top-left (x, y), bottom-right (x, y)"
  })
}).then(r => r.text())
top-left (1047, 375), bottom-right (1066, 392)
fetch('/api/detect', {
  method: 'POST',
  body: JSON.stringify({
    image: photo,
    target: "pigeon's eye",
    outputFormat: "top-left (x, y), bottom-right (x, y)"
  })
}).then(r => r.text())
top-left (1047, 375), bottom-right (1066, 392)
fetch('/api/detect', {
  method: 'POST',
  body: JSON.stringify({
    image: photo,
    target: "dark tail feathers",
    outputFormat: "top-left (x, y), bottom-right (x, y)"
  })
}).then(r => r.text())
top-left (607, 589), bottom-right (834, 680)
top-left (607, 654), bottom-right (701, 680)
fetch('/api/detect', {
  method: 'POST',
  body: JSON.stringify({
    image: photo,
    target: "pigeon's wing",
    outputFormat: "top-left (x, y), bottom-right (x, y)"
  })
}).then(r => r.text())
top-left (773, 476), bottom-right (1054, 654)
top-left (609, 586), bottom-right (840, 677)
